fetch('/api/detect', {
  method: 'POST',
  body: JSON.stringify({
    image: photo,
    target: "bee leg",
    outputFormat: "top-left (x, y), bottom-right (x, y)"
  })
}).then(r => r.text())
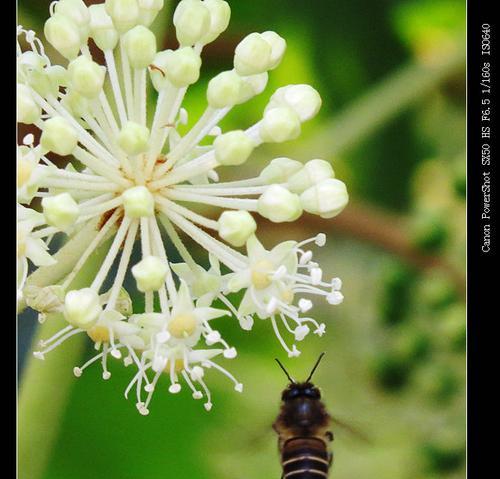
top-left (328, 452), bottom-right (333, 467)
top-left (326, 430), bottom-right (334, 442)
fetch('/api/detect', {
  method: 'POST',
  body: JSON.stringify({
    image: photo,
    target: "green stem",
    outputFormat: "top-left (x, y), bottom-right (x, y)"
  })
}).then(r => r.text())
top-left (18, 239), bottom-right (111, 479)
top-left (18, 317), bottom-right (87, 479)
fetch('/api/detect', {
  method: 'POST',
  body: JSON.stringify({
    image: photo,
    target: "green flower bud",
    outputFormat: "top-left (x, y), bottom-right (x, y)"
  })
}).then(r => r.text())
top-left (287, 159), bottom-right (334, 193)
top-left (202, 0), bottom-right (231, 44)
top-left (105, 0), bottom-right (140, 33)
top-left (173, 0), bottom-right (211, 46)
top-left (300, 178), bottom-right (348, 218)
top-left (151, 48), bottom-right (202, 89)
top-left (258, 184), bottom-right (302, 223)
top-left (68, 55), bottom-right (106, 99)
top-left (234, 32), bottom-right (272, 76)
top-left (218, 210), bottom-right (257, 247)
top-left (132, 255), bottom-right (168, 292)
top-left (214, 130), bottom-right (254, 166)
top-left (118, 121), bottom-right (150, 155)
top-left (42, 192), bottom-right (80, 231)
top-left (237, 72), bottom-right (268, 104)
top-left (259, 107), bottom-right (301, 143)
top-left (89, 4), bottom-right (119, 51)
top-left (266, 84), bottom-right (322, 122)
top-left (259, 157), bottom-right (303, 184)
top-left (40, 116), bottom-right (78, 156)
top-left (122, 186), bottom-right (155, 218)
top-left (24, 285), bottom-right (65, 315)
top-left (137, 0), bottom-right (164, 27)
top-left (61, 90), bottom-right (90, 118)
top-left (26, 69), bottom-right (58, 98)
top-left (124, 25), bottom-right (156, 69)
top-left (261, 31), bottom-right (286, 69)
top-left (17, 84), bottom-right (41, 124)
top-left (53, 0), bottom-right (90, 40)
top-left (44, 13), bottom-right (83, 60)
top-left (207, 70), bottom-right (243, 108)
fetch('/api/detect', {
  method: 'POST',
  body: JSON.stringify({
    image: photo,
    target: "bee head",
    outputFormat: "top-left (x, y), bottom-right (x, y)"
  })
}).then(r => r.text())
top-left (275, 353), bottom-right (325, 401)
top-left (282, 382), bottom-right (321, 401)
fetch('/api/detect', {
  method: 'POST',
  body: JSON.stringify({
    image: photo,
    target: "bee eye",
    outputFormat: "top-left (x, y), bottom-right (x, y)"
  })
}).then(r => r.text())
top-left (304, 387), bottom-right (320, 398)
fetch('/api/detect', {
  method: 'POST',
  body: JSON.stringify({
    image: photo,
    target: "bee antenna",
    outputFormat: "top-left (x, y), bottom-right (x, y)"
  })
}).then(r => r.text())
top-left (275, 358), bottom-right (295, 384)
top-left (306, 352), bottom-right (326, 382)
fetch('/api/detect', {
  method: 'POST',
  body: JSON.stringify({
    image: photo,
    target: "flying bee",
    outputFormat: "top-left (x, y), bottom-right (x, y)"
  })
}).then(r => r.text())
top-left (273, 352), bottom-right (333, 479)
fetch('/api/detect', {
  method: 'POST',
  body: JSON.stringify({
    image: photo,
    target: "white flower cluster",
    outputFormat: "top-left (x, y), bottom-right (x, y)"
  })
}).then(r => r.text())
top-left (17, 0), bottom-right (349, 414)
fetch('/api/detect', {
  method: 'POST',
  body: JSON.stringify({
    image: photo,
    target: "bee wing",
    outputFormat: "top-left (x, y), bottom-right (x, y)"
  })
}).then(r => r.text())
top-left (331, 415), bottom-right (373, 445)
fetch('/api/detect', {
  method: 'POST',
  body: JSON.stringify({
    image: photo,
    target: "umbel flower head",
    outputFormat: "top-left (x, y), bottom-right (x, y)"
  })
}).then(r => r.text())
top-left (17, 0), bottom-right (349, 414)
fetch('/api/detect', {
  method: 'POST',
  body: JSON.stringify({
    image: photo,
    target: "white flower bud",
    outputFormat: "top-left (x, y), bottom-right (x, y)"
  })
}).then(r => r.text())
top-left (237, 72), bottom-right (268, 103)
top-left (89, 4), bottom-right (119, 51)
top-left (105, 0), bottom-right (140, 33)
top-left (137, 0), bottom-right (164, 26)
top-left (266, 84), bottom-right (322, 122)
top-left (300, 178), bottom-right (349, 218)
top-left (53, 0), bottom-right (90, 40)
top-left (261, 31), bottom-right (286, 69)
top-left (40, 116), bottom-right (78, 156)
top-left (259, 157), bottom-right (303, 184)
top-left (132, 255), bottom-right (168, 292)
top-left (173, 0), bottom-right (211, 46)
top-left (68, 55), bottom-right (106, 99)
top-left (118, 121), bottom-right (150, 155)
top-left (259, 107), bottom-right (301, 143)
top-left (214, 130), bottom-right (254, 166)
top-left (124, 25), bottom-right (156, 69)
top-left (287, 159), bottom-right (334, 193)
top-left (17, 84), bottom-right (41, 124)
top-left (122, 186), bottom-right (155, 218)
top-left (201, 0), bottom-right (231, 44)
top-left (61, 90), bottom-right (90, 118)
top-left (218, 211), bottom-right (257, 247)
top-left (258, 184), bottom-right (302, 223)
top-left (152, 48), bottom-right (202, 89)
top-left (64, 288), bottom-right (102, 329)
top-left (207, 70), bottom-right (243, 109)
top-left (42, 192), bottom-right (80, 230)
top-left (44, 13), bottom-right (83, 60)
top-left (234, 32), bottom-right (272, 76)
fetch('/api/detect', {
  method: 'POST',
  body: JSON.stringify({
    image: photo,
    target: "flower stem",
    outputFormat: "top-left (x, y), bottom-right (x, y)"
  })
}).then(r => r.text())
top-left (18, 238), bottom-right (111, 479)
top-left (18, 317), bottom-right (86, 479)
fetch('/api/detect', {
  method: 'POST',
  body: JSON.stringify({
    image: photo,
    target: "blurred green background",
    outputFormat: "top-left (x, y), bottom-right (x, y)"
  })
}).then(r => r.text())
top-left (18, 0), bottom-right (466, 478)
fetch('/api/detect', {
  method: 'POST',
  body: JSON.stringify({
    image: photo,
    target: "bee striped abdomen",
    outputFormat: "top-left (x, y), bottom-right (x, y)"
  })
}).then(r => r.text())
top-left (281, 437), bottom-right (331, 478)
